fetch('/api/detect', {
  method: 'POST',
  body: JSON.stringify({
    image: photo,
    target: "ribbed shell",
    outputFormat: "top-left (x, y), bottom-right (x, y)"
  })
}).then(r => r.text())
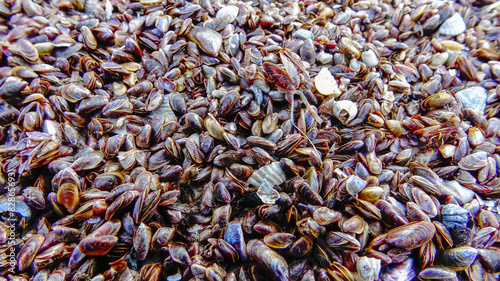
top-left (439, 13), bottom-right (466, 36)
top-left (247, 162), bottom-right (286, 187)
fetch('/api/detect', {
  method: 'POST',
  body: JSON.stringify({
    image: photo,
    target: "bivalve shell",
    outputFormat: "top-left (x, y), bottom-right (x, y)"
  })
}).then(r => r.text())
top-left (247, 161), bottom-right (286, 187)
top-left (332, 100), bottom-right (358, 124)
top-left (315, 68), bottom-right (341, 97)
top-left (189, 27), bottom-right (222, 57)
top-left (215, 5), bottom-right (239, 23)
top-left (439, 13), bottom-right (466, 36)
top-left (458, 151), bottom-right (488, 171)
top-left (362, 49), bottom-right (379, 67)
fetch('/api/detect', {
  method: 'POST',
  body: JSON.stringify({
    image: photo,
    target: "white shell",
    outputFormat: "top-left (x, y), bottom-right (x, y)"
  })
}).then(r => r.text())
top-left (361, 49), bottom-right (379, 67)
top-left (247, 162), bottom-right (286, 187)
top-left (257, 179), bottom-right (280, 204)
top-left (356, 256), bottom-right (381, 281)
top-left (442, 180), bottom-right (475, 205)
top-left (315, 68), bottom-right (341, 97)
top-left (332, 100), bottom-right (358, 124)
top-left (317, 51), bottom-right (333, 64)
top-left (216, 5), bottom-right (239, 23)
top-left (439, 13), bottom-right (466, 36)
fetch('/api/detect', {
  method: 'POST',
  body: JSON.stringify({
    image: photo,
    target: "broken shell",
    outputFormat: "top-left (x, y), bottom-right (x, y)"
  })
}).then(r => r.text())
top-left (315, 68), bottom-right (341, 97)
top-left (257, 179), bottom-right (280, 205)
top-left (332, 100), bottom-right (358, 125)
top-left (357, 256), bottom-right (381, 281)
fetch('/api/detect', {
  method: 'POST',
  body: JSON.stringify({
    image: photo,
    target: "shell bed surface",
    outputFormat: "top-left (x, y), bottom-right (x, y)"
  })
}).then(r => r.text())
top-left (1, 0), bottom-right (500, 280)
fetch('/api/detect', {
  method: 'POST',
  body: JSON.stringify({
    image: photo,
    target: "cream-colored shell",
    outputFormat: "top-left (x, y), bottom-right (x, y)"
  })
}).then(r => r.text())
top-left (315, 68), bottom-right (341, 97)
top-left (332, 100), bottom-right (358, 124)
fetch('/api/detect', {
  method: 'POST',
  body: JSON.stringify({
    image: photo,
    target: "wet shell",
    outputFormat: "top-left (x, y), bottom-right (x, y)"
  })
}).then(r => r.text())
top-left (263, 233), bottom-right (296, 249)
top-left (418, 266), bottom-right (457, 280)
top-left (17, 234), bottom-right (44, 271)
top-left (438, 247), bottom-right (478, 271)
top-left (57, 183), bottom-right (80, 213)
top-left (439, 13), bottom-right (466, 36)
top-left (257, 179), bottom-right (280, 204)
top-left (247, 239), bottom-right (289, 281)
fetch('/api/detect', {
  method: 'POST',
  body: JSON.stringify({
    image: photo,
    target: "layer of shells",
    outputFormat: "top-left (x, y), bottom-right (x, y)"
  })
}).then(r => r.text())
top-left (1, 0), bottom-right (500, 280)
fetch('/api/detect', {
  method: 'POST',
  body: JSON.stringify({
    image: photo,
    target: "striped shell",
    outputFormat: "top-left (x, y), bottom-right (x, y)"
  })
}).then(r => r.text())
top-left (247, 162), bottom-right (286, 187)
top-left (439, 13), bottom-right (466, 36)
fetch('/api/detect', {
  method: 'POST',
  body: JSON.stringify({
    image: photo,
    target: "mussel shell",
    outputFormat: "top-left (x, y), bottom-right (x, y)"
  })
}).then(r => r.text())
top-left (385, 221), bottom-right (435, 250)
top-left (79, 235), bottom-right (118, 255)
top-left (247, 239), bottom-right (289, 281)
top-left (438, 246), bottom-right (478, 271)
top-left (418, 266), bottom-right (457, 280)
top-left (458, 151), bottom-right (488, 171)
top-left (452, 227), bottom-right (474, 247)
top-left (188, 27), bottom-right (222, 57)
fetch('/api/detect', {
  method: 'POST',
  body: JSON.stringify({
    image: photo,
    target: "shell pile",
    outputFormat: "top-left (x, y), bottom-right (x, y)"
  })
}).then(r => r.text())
top-left (0, 0), bottom-right (500, 280)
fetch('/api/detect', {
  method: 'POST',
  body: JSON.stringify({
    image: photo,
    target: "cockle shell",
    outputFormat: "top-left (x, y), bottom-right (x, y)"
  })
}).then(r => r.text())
top-left (247, 161), bottom-right (286, 188)
top-left (439, 13), bottom-right (466, 36)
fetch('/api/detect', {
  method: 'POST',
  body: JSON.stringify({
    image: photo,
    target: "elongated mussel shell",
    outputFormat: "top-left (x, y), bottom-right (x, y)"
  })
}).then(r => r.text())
top-left (247, 239), bottom-right (289, 281)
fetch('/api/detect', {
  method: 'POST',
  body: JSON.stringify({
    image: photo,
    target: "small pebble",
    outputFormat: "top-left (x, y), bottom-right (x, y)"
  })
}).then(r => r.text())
top-left (215, 5), bottom-right (239, 23)
top-left (257, 179), bottom-right (280, 204)
top-left (315, 68), bottom-right (341, 97)
top-left (439, 13), bottom-right (466, 36)
top-left (441, 204), bottom-right (469, 231)
top-left (455, 86), bottom-right (487, 114)
top-left (362, 49), bottom-right (379, 67)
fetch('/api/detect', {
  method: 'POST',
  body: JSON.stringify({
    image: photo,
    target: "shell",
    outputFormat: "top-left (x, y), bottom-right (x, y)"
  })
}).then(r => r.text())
top-left (247, 161), bottom-right (286, 187)
top-left (357, 256), bottom-right (381, 281)
top-left (189, 27), bottom-right (222, 57)
top-left (215, 5), bottom-right (239, 23)
top-left (332, 100), bottom-right (358, 124)
top-left (362, 49), bottom-right (379, 67)
top-left (439, 13), bottom-right (466, 36)
top-left (315, 68), bottom-right (341, 97)
top-left (257, 179), bottom-right (280, 204)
